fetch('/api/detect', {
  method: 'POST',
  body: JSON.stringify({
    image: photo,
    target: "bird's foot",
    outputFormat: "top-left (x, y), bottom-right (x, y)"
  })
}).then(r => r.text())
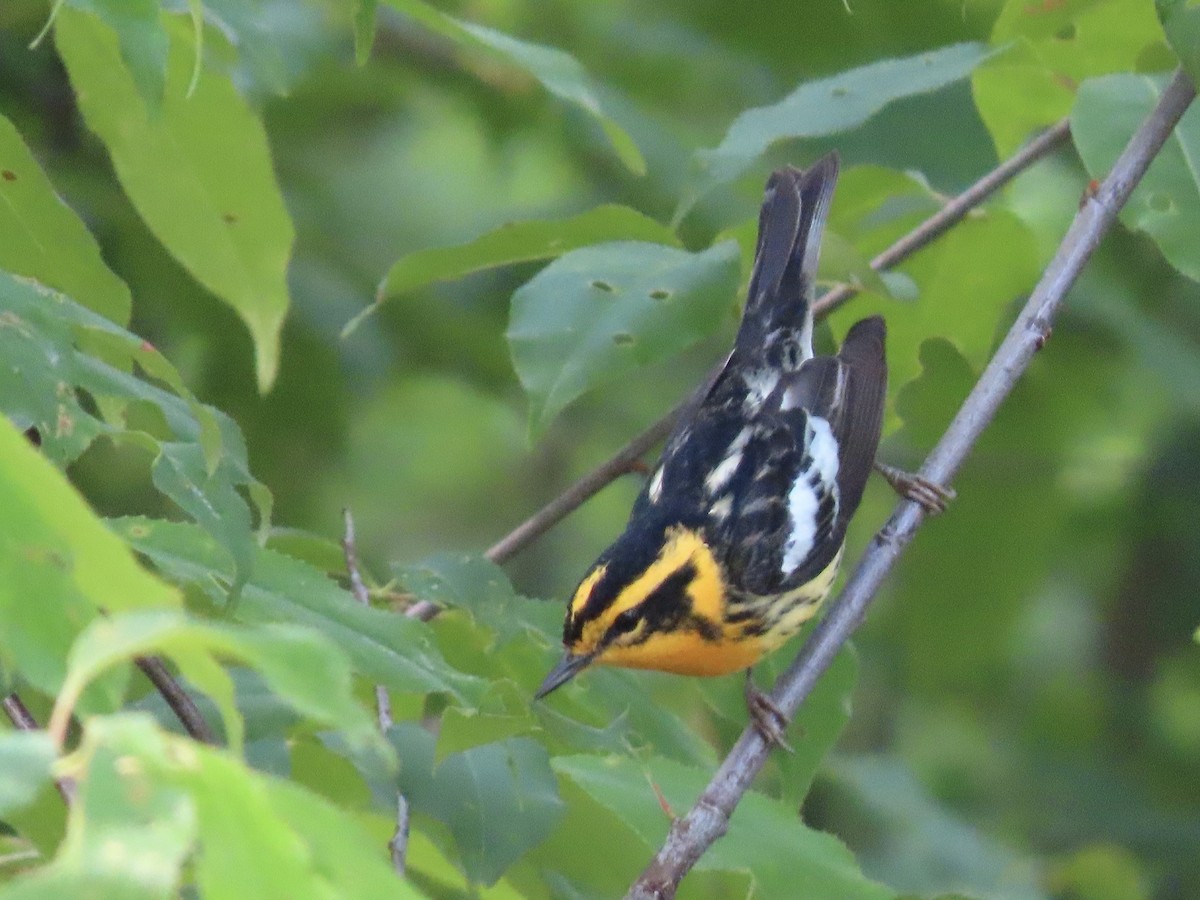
top-left (874, 462), bottom-right (955, 515)
top-left (744, 670), bottom-right (794, 753)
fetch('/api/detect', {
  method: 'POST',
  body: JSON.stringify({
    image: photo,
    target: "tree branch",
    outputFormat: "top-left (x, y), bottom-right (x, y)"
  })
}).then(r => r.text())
top-left (485, 118), bottom-right (1072, 567)
top-left (135, 656), bottom-right (218, 745)
top-left (627, 69), bottom-right (1197, 900)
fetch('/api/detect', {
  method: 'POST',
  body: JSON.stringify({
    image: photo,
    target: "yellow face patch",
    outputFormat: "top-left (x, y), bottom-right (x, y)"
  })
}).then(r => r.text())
top-left (564, 528), bottom-right (743, 670)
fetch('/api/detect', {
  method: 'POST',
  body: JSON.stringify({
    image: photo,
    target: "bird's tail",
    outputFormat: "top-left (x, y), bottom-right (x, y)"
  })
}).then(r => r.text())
top-left (736, 153), bottom-right (839, 362)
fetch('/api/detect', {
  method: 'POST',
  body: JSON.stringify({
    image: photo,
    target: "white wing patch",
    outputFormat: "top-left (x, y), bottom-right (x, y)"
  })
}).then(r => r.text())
top-left (648, 465), bottom-right (665, 504)
top-left (780, 416), bottom-right (840, 575)
top-left (704, 426), bottom-right (751, 496)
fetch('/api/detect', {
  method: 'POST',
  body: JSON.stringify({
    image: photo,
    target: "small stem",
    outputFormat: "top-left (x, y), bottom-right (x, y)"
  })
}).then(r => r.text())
top-left (342, 509), bottom-right (406, 872)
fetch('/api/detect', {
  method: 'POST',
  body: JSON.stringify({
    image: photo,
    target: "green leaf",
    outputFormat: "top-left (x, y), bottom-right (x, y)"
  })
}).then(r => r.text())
top-left (67, 0), bottom-right (168, 112)
top-left (55, 8), bottom-right (294, 391)
top-left (827, 756), bottom-right (1045, 899)
top-left (555, 754), bottom-right (894, 899)
top-left (353, 0), bottom-right (378, 65)
top-left (358, 205), bottom-right (678, 331)
top-left (1072, 72), bottom-right (1200, 283)
top-left (56, 610), bottom-right (380, 758)
top-left (0, 417), bottom-right (179, 703)
top-left (114, 517), bottom-right (480, 703)
top-left (0, 115), bottom-right (133, 325)
top-left (974, 0), bottom-right (1167, 155)
top-left (829, 208), bottom-right (1041, 426)
top-left (201, 0), bottom-right (292, 96)
top-left (1160, 0), bottom-right (1200, 86)
top-left (391, 724), bottom-right (565, 885)
top-left (507, 240), bottom-right (740, 435)
top-left (0, 732), bottom-right (57, 817)
top-left (0, 272), bottom-right (268, 589)
top-left (1, 715), bottom-right (416, 900)
top-left (677, 43), bottom-right (991, 221)
top-left (382, 0), bottom-right (645, 174)
top-left (394, 553), bottom-right (558, 646)
top-left (151, 443), bottom-right (255, 597)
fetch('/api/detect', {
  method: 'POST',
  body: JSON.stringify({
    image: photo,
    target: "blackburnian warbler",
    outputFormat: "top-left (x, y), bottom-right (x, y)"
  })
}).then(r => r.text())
top-left (536, 155), bottom-right (934, 744)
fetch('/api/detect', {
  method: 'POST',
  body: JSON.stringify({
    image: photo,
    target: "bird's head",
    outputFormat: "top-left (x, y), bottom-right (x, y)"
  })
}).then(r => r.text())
top-left (535, 526), bottom-right (736, 698)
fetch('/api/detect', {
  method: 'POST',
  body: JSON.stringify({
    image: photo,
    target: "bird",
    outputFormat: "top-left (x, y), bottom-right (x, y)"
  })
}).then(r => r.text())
top-left (535, 153), bottom-right (941, 746)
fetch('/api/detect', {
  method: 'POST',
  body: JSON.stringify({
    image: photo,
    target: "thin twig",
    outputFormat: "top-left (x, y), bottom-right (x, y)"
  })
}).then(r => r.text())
top-left (627, 70), bottom-right (1197, 900)
top-left (135, 656), bottom-right (218, 745)
top-left (343, 509), bottom-right (407, 875)
top-left (3, 692), bottom-right (76, 804)
top-left (483, 119), bottom-right (1072, 568)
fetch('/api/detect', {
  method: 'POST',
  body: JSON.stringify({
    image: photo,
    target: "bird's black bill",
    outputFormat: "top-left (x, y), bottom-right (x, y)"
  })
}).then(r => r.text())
top-left (535, 652), bottom-right (594, 699)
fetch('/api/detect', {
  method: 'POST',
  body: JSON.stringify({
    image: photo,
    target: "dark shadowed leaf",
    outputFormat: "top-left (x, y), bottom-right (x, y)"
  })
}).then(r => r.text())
top-left (677, 43), bottom-right (991, 220)
top-left (390, 723), bottom-right (565, 885)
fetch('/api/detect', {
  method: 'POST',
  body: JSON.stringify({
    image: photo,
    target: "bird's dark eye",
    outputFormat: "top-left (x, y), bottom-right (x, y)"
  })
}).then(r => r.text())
top-left (612, 608), bottom-right (641, 635)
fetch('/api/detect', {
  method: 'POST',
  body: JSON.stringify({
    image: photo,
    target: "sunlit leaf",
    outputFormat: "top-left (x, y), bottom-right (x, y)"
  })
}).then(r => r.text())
top-left (677, 43), bottom-right (991, 221)
top-left (974, 0), bottom-right (1166, 155)
top-left (1072, 72), bottom-right (1200, 283)
top-left (0, 417), bottom-right (178, 704)
top-left (3, 715), bottom-right (415, 900)
top-left (508, 239), bottom-right (740, 436)
top-left (55, 610), bottom-right (380, 758)
top-left (55, 8), bottom-right (294, 390)
top-left (0, 115), bottom-right (132, 324)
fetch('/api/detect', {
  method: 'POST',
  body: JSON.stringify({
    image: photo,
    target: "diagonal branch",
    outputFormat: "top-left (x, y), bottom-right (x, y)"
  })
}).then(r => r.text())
top-left (627, 69), bottom-right (1197, 900)
top-left (485, 118), bottom-right (1071, 567)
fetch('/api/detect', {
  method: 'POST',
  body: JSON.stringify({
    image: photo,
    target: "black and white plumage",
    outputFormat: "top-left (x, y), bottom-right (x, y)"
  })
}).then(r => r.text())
top-left (536, 153), bottom-right (888, 703)
top-left (627, 154), bottom-right (886, 613)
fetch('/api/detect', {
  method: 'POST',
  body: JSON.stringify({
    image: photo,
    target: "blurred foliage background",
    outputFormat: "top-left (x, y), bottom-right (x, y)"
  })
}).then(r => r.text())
top-left (1, 0), bottom-right (1199, 897)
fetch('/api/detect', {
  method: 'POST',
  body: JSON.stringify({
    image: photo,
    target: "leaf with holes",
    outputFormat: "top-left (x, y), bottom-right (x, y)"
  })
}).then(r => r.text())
top-left (1072, 73), bottom-right (1200, 283)
top-left (357, 205), bottom-right (678, 333)
top-left (508, 240), bottom-right (740, 437)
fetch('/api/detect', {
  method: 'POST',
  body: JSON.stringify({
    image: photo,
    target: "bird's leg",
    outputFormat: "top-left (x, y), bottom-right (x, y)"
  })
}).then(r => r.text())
top-left (743, 669), bottom-right (793, 752)
top-left (874, 461), bottom-right (955, 515)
